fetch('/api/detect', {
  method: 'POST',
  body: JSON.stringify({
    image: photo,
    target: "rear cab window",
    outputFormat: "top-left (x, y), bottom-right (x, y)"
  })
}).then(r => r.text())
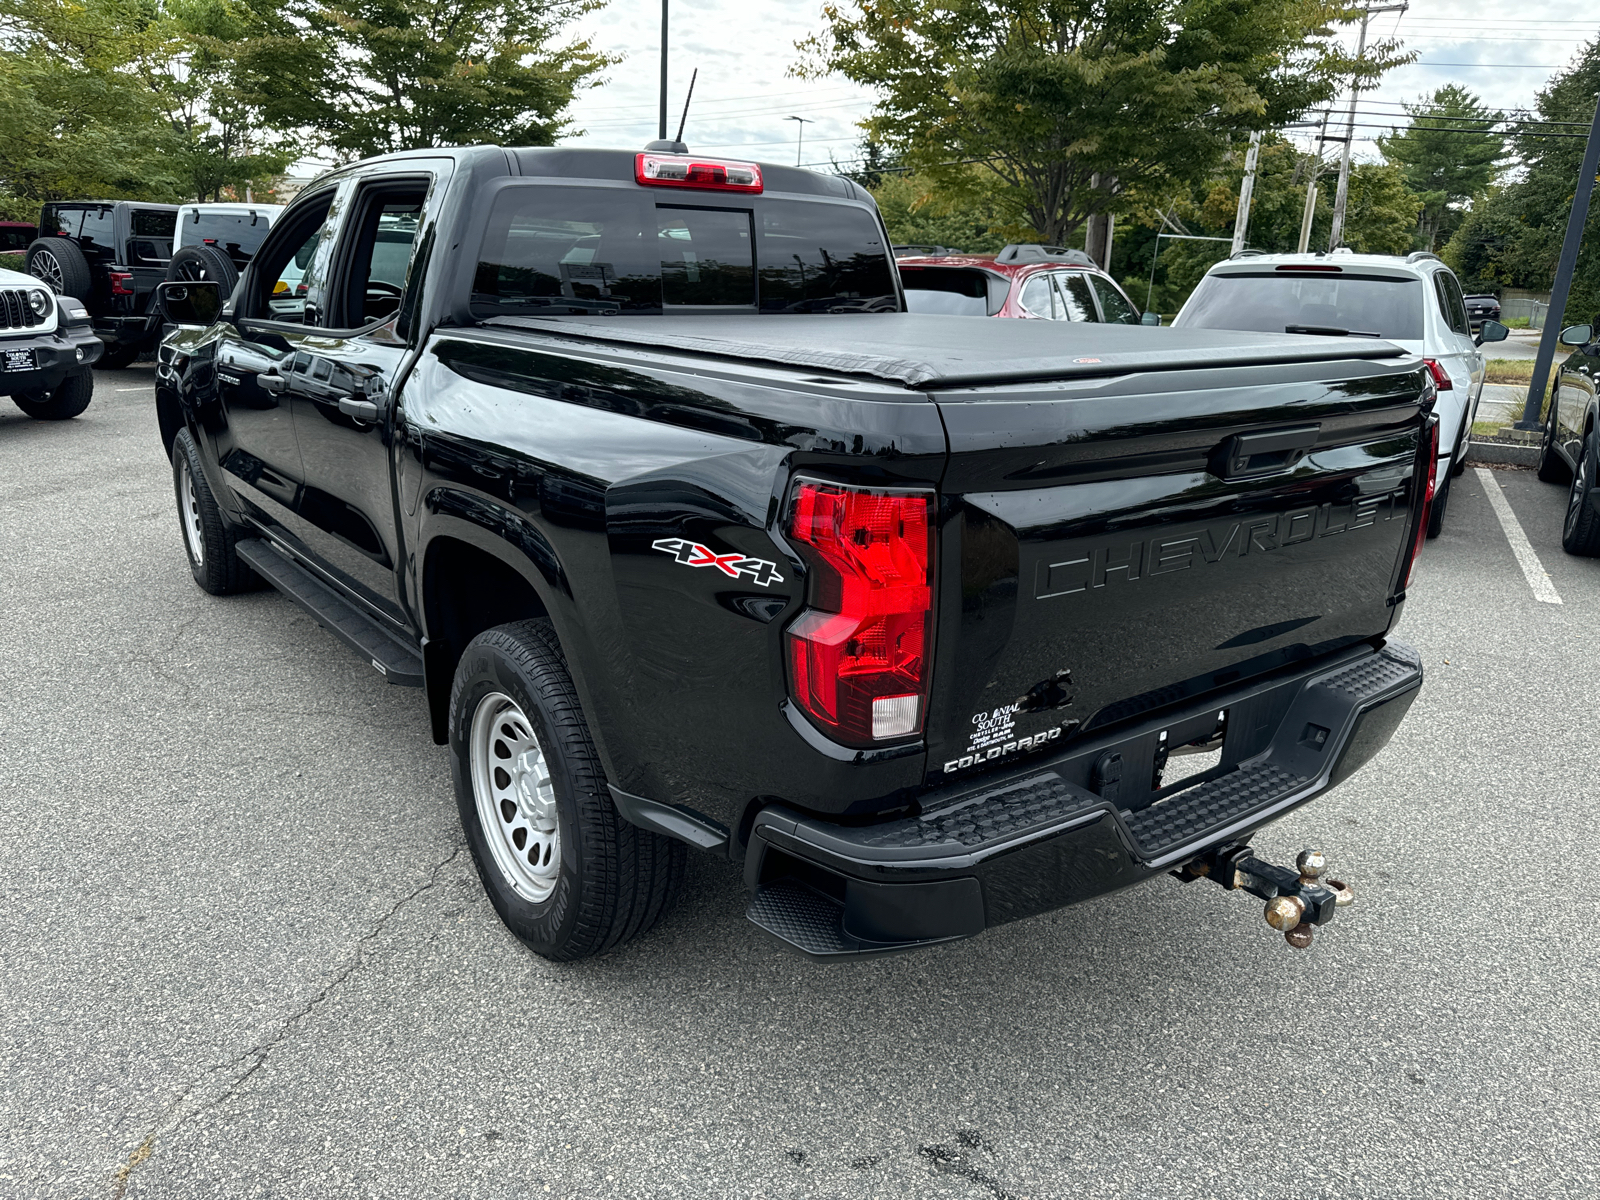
top-left (1182, 270), bottom-right (1424, 341)
top-left (470, 186), bottom-right (897, 318)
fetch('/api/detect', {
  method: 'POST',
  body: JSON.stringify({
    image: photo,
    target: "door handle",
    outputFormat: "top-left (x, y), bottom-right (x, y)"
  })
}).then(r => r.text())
top-left (258, 369), bottom-right (285, 394)
top-left (338, 396), bottom-right (380, 421)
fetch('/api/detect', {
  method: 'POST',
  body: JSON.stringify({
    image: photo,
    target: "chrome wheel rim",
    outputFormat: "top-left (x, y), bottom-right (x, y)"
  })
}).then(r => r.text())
top-left (32, 250), bottom-right (64, 293)
top-left (177, 458), bottom-right (204, 566)
top-left (1567, 446), bottom-right (1590, 539)
top-left (470, 692), bottom-right (560, 903)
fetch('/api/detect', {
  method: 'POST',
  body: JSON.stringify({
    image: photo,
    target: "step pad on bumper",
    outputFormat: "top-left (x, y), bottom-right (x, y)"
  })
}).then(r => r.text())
top-left (854, 774), bottom-right (1100, 851)
top-left (235, 539), bottom-right (423, 686)
top-left (746, 878), bottom-right (966, 959)
top-left (1122, 763), bottom-right (1308, 856)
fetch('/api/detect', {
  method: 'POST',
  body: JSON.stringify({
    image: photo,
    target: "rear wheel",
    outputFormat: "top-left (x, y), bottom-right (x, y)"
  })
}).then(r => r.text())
top-left (11, 371), bottom-right (92, 420)
top-left (451, 619), bottom-right (685, 961)
top-left (26, 237), bottom-right (92, 299)
top-left (171, 427), bottom-right (259, 593)
top-left (1561, 430), bottom-right (1600, 557)
top-left (1538, 380), bottom-right (1571, 484)
top-left (1425, 466), bottom-right (1452, 539)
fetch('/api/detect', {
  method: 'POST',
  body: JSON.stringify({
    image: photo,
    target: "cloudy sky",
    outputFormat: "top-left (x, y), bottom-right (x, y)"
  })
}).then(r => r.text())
top-left (559, 0), bottom-right (1600, 168)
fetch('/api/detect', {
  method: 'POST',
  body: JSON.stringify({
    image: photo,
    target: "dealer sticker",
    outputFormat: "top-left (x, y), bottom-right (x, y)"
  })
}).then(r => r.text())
top-left (2, 348), bottom-right (35, 372)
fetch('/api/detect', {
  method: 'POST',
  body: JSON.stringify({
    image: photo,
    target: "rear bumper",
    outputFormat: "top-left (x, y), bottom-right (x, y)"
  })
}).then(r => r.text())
top-left (0, 327), bottom-right (101, 394)
top-left (746, 639), bottom-right (1423, 958)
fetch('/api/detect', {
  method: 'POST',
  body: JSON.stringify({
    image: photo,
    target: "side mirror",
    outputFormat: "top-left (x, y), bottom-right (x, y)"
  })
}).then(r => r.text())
top-left (1141, 311), bottom-right (1162, 326)
top-left (158, 280), bottom-right (222, 327)
top-left (1559, 323), bottom-right (1594, 347)
top-left (1475, 319), bottom-right (1509, 346)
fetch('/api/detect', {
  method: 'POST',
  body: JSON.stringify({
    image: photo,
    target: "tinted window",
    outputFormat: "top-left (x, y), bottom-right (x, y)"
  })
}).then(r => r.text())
top-left (128, 209), bottom-right (174, 263)
top-left (0, 227), bottom-right (32, 252)
top-left (658, 206), bottom-right (754, 306)
top-left (78, 207), bottom-right (115, 249)
top-left (1090, 275), bottom-right (1137, 324)
top-left (45, 209), bottom-right (82, 238)
top-left (1180, 272), bottom-right (1424, 341)
top-left (1434, 272), bottom-right (1470, 336)
top-left (1055, 273), bottom-right (1098, 321)
top-left (471, 186), bottom-right (896, 318)
top-left (901, 266), bottom-right (991, 316)
top-left (182, 211), bottom-right (273, 259)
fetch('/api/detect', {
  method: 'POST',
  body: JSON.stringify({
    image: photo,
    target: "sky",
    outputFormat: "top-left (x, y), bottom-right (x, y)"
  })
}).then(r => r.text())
top-left (558, 0), bottom-right (1600, 169)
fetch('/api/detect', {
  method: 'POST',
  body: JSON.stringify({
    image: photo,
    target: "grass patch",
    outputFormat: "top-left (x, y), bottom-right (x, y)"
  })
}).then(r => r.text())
top-left (1501, 316), bottom-right (1531, 329)
top-left (1484, 358), bottom-right (1535, 384)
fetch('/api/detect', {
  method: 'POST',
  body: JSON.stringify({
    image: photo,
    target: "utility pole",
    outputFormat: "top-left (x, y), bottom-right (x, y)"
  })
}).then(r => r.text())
top-left (658, 0), bottom-right (669, 142)
top-left (1297, 111), bottom-right (1329, 253)
top-left (1231, 131), bottom-right (1262, 255)
top-left (1518, 92), bottom-right (1600, 429)
top-left (785, 116), bottom-right (813, 167)
top-left (1328, 2), bottom-right (1406, 250)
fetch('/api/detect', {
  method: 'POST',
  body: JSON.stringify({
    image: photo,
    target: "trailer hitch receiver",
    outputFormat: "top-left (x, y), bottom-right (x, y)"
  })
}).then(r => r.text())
top-left (1175, 843), bottom-right (1355, 949)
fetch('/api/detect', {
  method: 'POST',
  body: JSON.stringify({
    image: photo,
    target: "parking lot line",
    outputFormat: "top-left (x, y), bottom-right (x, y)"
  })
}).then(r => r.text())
top-left (115, 386), bottom-right (152, 392)
top-left (1475, 467), bottom-right (1562, 605)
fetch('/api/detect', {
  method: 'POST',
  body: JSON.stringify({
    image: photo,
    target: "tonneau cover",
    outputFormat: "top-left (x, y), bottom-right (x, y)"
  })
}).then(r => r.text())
top-left (485, 313), bottom-right (1408, 389)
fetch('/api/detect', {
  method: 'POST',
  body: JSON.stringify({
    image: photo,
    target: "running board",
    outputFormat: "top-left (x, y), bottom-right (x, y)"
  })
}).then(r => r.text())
top-left (235, 538), bottom-right (423, 687)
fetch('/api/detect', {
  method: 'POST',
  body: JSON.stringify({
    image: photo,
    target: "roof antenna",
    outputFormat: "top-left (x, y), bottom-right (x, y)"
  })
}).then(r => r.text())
top-left (645, 67), bottom-right (696, 154)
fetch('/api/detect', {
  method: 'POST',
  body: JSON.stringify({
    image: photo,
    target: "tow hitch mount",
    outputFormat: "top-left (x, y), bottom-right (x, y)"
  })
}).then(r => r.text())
top-left (1175, 844), bottom-right (1355, 949)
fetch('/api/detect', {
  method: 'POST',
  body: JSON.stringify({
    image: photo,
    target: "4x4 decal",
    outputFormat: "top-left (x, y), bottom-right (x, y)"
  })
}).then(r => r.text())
top-left (651, 538), bottom-right (785, 587)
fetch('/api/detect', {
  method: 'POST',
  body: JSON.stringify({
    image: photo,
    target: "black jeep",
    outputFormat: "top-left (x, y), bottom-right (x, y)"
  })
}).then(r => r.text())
top-left (27, 202), bottom-right (179, 369)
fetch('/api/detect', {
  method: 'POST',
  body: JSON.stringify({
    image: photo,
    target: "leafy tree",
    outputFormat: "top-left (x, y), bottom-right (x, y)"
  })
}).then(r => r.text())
top-left (1441, 37), bottom-right (1600, 325)
top-left (796, 0), bottom-right (1410, 245)
top-left (870, 170), bottom-right (1014, 252)
top-left (299, 0), bottom-right (613, 159)
top-left (1377, 84), bottom-right (1503, 250)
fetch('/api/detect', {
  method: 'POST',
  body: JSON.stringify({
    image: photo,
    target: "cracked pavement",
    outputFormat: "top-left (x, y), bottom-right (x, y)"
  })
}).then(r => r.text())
top-left (3, 370), bottom-right (1598, 1199)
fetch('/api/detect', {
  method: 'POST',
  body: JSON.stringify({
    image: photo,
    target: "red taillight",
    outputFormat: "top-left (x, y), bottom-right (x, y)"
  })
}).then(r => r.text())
top-left (785, 480), bottom-right (935, 746)
top-left (1423, 358), bottom-right (1453, 390)
top-left (1402, 414), bottom-right (1441, 589)
top-left (109, 271), bottom-right (134, 296)
top-left (635, 153), bottom-right (763, 193)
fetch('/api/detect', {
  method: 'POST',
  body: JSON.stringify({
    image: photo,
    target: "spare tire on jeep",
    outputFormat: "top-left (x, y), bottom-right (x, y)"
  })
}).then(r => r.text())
top-left (26, 238), bottom-right (93, 299)
top-left (165, 244), bottom-right (239, 295)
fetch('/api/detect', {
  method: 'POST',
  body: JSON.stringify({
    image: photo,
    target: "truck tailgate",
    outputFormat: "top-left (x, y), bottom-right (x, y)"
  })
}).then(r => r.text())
top-left (925, 354), bottom-right (1428, 785)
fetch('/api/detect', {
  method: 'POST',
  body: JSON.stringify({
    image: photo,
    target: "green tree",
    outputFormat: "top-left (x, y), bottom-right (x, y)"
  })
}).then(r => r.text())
top-left (870, 170), bottom-right (1014, 252)
top-left (796, 0), bottom-right (1410, 245)
top-left (1441, 37), bottom-right (1600, 325)
top-left (1377, 84), bottom-right (1504, 250)
top-left (300, 0), bottom-right (612, 159)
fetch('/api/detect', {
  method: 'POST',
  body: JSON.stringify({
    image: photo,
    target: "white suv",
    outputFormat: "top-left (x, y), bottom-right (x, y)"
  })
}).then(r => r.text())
top-left (1173, 249), bottom-right (1508, 537)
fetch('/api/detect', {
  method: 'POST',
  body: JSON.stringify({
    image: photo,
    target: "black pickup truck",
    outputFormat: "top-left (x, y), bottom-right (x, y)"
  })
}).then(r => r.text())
top-left (153, 145), bottom-right (1435, 962)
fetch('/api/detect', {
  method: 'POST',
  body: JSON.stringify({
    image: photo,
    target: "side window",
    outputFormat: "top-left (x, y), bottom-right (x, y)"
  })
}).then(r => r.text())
top-left (1055, 273), bottom-right (1099, 321)
top-left (1018, 274), bottom-right (1056, 317)
top-left (337, 183), bottom-right (428, 328)
top-left (246, 190), bottom-right (340, 325)
top-left (1441, 273), bottom-right (1471, 337)
top-left (1090, 275), bottom-right (1137, 324)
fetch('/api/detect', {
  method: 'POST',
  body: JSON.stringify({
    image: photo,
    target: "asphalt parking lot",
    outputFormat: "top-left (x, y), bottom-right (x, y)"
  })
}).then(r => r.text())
top-left (3, 369), bottom-right (1597, 1200)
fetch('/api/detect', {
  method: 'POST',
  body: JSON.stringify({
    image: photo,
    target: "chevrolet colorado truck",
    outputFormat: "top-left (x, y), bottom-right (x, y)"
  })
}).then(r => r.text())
top-left (153, 145), bottom-right (1435, 962)
top-left (0, 265), bottom-right (102, 419)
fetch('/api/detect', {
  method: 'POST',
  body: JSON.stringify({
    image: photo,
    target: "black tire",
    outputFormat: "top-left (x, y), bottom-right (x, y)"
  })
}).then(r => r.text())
top-left (1425, 464), bottom-right (1452, 539)
top-left (166, 244), bottom-right (239, 295)
top-left (11, 371), bottom-right (93, 420)
top-left (1561, 429), bottom-right (1600, 557)
top-left (171, 427), bottom-right (259, 594)
top-left (26, 237), bottom-right (92, 298)
top-left (450, 619), bottom-right (685, 961)
top-left (95, 344), bottom-right (141, 371)
top-left (1450, 405), bottom-right (1470, 478)
top-left (1538, 380), bottom-right (1571, 484)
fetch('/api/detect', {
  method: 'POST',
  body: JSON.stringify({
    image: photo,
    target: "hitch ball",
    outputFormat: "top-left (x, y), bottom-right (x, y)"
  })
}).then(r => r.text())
top-left (1296, 849), bottom-right (1326, 882)
top-left (1264, 894), bottom-right (1307, 932)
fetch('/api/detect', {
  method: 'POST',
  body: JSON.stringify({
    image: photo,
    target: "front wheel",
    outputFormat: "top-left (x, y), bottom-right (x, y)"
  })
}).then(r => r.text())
top-left (450, 620), bottom-right (684, 961)
top-left (11, 372), bottom-right (92, 420)
top-left (1561, 430), bottom-right (1600, 557)
top-left (171, 428), bottom-right (259, 593)
top-left (1538, 381), bottom-right (1571, 484)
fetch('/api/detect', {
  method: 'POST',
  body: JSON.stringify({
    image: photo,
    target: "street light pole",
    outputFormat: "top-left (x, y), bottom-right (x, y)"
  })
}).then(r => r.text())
top-left (658, 0), bottom-right (669, 142)
top-left (1518, 92), bottom-right (1600, 429)
top-left (786, 116), bottom-right (813, 167)
top-left (1329, 2), bottom-right (1406, 250)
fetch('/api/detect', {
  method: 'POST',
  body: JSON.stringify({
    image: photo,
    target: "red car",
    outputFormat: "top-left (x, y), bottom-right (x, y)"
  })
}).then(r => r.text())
top-left (0, 221), bottom-right (36, 254)
top-left (897, 243), bottom-right (1148, 324)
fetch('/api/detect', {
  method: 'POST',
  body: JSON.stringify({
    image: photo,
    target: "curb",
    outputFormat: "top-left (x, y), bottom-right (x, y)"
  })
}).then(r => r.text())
top-left (1465, 440), bottom-right (1539, 467)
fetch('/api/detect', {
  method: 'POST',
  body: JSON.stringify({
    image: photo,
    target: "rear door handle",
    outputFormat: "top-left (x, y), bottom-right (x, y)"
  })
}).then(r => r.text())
top-left (338, 396), bottom-right (380, 421)
top-left (1219, 424), bottom-right (1322, 478)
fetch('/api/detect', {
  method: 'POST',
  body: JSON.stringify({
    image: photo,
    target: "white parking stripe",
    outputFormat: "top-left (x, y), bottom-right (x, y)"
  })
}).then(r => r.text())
top-left (115, 387), bottom-right (151, 392)
top-left (1476, 467), bottom-right (1562, 605)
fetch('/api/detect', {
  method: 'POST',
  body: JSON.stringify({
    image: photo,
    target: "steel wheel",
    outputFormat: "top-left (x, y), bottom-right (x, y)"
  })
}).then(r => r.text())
top-left (32, 249), bottom-right (64, 294)
top-left (470, 692), bottom-right (560, 903)
top-left (177, 456), bottom-right (205, 567)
